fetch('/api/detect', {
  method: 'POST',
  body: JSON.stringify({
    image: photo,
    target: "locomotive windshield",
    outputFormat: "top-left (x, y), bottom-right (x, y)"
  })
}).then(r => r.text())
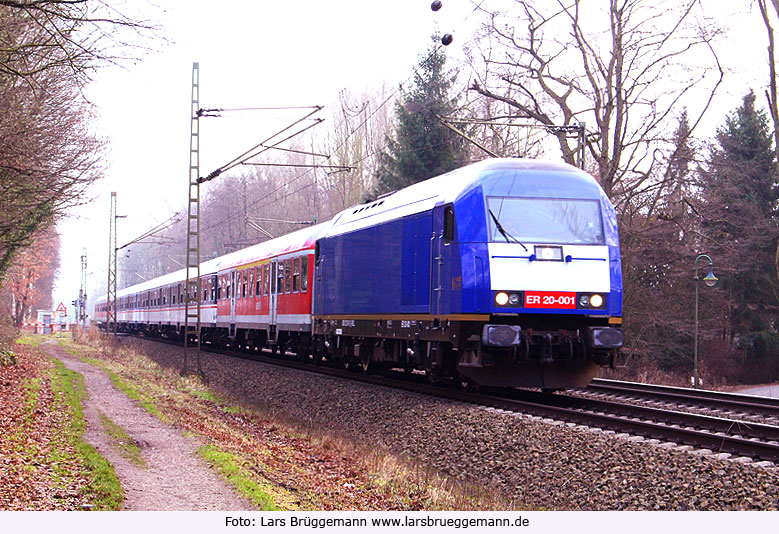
top-left (487, 197), bottom-right (604, 245)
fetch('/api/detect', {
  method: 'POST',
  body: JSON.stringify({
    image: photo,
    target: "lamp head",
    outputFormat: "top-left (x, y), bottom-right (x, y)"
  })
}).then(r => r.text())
top-left (703, 266), bottom-right (718, 287)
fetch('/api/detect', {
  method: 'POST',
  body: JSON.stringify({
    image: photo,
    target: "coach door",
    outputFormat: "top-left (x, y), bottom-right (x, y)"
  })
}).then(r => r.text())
top-left (269, 259), bottom-right (279, 342)
top-left (229, 270), bottom-right (236, 327)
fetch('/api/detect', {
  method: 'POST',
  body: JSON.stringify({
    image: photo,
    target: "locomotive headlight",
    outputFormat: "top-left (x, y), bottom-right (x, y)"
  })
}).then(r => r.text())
top-left (495, 292), bottom-right (509, 306)
top-left (590, 294), bottom-right (603, 308)
top-left (533, 245), bottom-right (563, 261)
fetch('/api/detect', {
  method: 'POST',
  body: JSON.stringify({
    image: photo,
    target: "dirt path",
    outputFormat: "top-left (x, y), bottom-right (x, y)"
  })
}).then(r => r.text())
top-left (42, 341), bottom-right (252, 511)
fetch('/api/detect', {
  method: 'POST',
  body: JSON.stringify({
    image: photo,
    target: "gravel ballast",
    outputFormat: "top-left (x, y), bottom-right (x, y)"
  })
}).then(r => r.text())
top-left (132, 339), bottom-right (779, 510)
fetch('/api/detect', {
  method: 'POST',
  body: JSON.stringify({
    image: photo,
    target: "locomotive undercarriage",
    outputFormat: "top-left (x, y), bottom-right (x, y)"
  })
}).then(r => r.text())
top-left (313, 315), bottom-right (622, 389)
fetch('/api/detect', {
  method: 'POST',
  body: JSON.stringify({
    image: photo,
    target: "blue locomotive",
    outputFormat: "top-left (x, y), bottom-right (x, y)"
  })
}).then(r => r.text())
top-left (97, 158), bottom-right (623, 389)
top-left (313, 158), bottom-right (623, 388)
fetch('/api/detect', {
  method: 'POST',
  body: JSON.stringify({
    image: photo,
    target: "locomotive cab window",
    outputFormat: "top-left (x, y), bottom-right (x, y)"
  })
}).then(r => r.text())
top-left (487, 197), bottom-right (605, 245)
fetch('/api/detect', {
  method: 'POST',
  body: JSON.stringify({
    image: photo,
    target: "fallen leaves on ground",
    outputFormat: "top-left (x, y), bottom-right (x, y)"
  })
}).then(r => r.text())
top-left (0, 342), bottom-right (92, 510)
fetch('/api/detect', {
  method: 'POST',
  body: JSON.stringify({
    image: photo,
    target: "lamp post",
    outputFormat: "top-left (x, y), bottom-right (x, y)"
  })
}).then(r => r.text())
top-left (693, 254), bottom-right (718, 389)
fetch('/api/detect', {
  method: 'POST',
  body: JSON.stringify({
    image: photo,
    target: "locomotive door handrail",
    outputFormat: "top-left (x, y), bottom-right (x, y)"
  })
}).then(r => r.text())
top-left (432, 205), bottom-right (446, 315)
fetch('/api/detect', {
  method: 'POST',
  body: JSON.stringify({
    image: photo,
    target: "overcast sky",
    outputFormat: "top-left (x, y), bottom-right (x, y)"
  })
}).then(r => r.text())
top-left (51, 0), bottom-right (768, 317)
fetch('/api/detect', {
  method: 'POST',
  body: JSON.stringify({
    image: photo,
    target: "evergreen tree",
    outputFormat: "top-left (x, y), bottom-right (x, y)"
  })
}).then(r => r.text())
top-left (700, 91), bottom-right (779, 377)
top-left (374, 39), bottom-right (468, 195)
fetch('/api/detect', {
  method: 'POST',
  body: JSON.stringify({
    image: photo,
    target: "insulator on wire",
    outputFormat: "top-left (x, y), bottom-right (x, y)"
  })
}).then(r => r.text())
top-left (431, 1), bottom-right (443, 11)
top-left (442, 33), bottom-right (453, 46)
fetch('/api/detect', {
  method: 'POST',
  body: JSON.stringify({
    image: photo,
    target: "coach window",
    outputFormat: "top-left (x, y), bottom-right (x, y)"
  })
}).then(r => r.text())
top-left (285, 258), bottom-right (292, 293)
top-left (292, 257), bottom-right (300, 293)
top-left (255, 267), bottom-right (261, 296)
top-left (301, 256), bottom-right (308, 292)
top-left (242, 270), bottom-right (247, 298)
top-left (249, 269), bottom-right (254, 297)
top-left (264, 264), bottom-right (270, 296)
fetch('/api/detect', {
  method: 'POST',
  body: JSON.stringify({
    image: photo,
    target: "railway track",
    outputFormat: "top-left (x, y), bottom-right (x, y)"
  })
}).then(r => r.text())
top-left (586, 378), bottom-right (779, 420)
top-left (125, 335), bottom-right (779, 464)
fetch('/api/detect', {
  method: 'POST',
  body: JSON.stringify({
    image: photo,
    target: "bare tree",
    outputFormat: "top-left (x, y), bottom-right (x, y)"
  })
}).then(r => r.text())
top-left (0, 0), bottom-right (154, 85)
top-left (0, 1), bottom-right (154, 283)
top-left (756, 0), bottom-right (779, 283)
top-left (0, 65), bottom-right (103, 277)
top-left (469, 0), bottom-right (723, 202)
top-left (317, 88), bottom-right (392, 210)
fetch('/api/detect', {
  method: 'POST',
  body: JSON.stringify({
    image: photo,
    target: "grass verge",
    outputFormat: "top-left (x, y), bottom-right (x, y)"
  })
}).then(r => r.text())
top-left (198, 444), bottom-right (280, 510)
top-left (100, 413), bottom-right (146, 468)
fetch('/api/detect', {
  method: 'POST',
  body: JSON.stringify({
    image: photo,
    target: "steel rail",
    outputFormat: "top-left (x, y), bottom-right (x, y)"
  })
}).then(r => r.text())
top-left (587, 378), bottom-right (779, 418)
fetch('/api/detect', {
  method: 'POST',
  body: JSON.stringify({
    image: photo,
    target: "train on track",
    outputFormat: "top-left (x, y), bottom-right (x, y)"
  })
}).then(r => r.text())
top-left (96, 158), bottom-right (624, 389)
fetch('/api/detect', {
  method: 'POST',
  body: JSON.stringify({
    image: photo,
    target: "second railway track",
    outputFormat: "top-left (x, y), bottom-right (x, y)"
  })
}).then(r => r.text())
top-left (127, 334), bottom-right (779, 465)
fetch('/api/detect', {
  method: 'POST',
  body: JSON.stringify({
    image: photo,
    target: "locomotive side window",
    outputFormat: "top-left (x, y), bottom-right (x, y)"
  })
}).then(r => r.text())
top-left (301, 256), bottom-right (308, 292)
top-left (292, 257), bottom-right (300, 293)
top-left (444, 205), bottom-right (455, 243)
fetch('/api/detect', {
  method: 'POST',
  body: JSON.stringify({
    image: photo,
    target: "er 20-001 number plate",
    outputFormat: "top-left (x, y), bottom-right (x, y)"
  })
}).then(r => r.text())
top-left (524, 291), bottom-right (576, 309)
